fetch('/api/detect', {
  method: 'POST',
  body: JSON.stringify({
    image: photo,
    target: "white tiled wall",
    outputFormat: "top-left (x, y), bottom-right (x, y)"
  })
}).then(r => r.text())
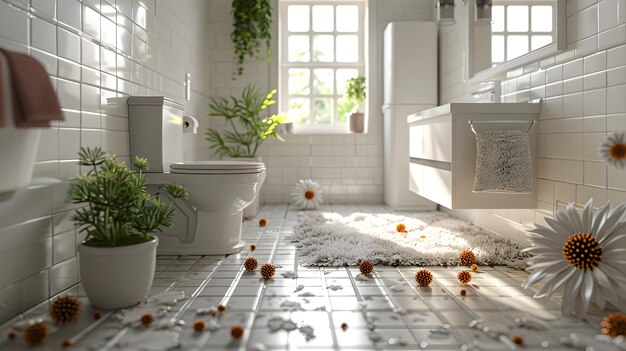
top-left (440, 0), bottom-right (626, 244)
top-left (204, 0), bottom-right (435, 204)
top-left (0, 0), bottom-right (213, 323)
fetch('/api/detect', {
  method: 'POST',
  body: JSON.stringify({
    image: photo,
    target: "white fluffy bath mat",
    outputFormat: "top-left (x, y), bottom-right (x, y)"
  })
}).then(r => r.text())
top-left (294, 211), bottom-right (529, 267)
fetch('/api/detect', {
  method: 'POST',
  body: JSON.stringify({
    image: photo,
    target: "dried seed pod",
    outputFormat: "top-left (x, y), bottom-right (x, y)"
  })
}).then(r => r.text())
top-left (7, 331), bottom-right (17, 340)
top-left (250, 243), bottom-right (257, 251)
top-left (140, 312), bottom-right (155, 327)
top-left (23, 322), bottom-right (49, 347)
top-left (258, 218), bottom-right (267, 227)
top-left (217, 304), bottom-right (227, 313)
top-left (244, 257), bottom-right (258, 272)
top-left (260, 263), bottom-right (276, 279)
top-left (511, 335), bottom-right (524, 345)
top-left (601, 313), bottom-right (626, 337)
top-left (459, 250), bottom-right (477, 266)
top-left (457, 271), bottom-right (472, 285)
top-left (93, 311), bottom-right (102, 320)
top-left (231, 324), bottom-right (244, 339)
top-left (396, 223), bottom-right (407, 233)
top-left (340, 322), bottom-right (348, 331)
top-left (358, 260), bottom-right (374, 275)
top-left (470, 264), bottom-right (480, 272)
top-left (460, 289), bottom-right (467, 296)
top-left (415, 269), bottom-right (433, 287)
top-left (49, 295), bottom-right (81, 324)
top-left (62, 339), bottom-right (73, 348)
top-left (193, 320), bottom-right (206, 332)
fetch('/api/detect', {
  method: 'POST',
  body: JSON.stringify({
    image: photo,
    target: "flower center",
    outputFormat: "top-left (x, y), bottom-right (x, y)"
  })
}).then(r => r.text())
top-left (609, 143), bottom-right (626, 160)
top-left (304, 190), bottom-right (315, 200)
top-left (563, 232), bottom-right (602, 271)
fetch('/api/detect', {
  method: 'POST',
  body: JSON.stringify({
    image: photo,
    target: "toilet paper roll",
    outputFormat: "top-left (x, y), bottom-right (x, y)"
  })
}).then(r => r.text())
top-left (183, 115), bottom-right (198, 134)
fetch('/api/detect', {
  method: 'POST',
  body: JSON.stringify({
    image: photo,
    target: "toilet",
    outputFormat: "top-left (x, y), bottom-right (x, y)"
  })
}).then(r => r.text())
top-left (127, 96), bottom-right (266, 255)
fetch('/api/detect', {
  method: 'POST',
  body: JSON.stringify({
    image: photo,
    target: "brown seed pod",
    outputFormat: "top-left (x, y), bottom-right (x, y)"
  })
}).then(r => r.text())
top-left (7, 331), bottom-right (17, 340)
top-left (358, 260), bottom-right (374, 275)
top-left (460, 289), bottom-right (467, 296)
top-left (62, 339), bottom-right (73, 348)
top-left (140, 312), bottom-right (155, 327)
top-left (396, 223), bottom-right (407, 233)
top-left (250, 243), bottom-right (257, 251)
top-left (94, 312), bottom-right (102, 320)
top-left (470, 264), bottom-right (480, 272)
top-left (259, 218), bottom-right (267, 227)
top-left (601, 313), bottom-right (626, 337)
top-left (415, 269), bottom-right (433, 287)
top-left (512, 335), bottom-right (524, 345)
top-left (193, 320), bottom-right (206, 332)
top-left (23, 322), bottom-right (49, 347)
top-left (244, 257), bottom-right (258, 272)
top-left (260, 263), bottom-right (276, 279)
top-left (459, 250), bottom-right (477, 266)
top-left (231, 324), bottom-right (244, 339)
top-left (340, 322), bottom-right (348, 331)
top-left (217, 304), bottom-right (227, 313)
top-left (49, 295), bottom-right (81, 324)
top-left (457, 270), bottom-right (472, 285)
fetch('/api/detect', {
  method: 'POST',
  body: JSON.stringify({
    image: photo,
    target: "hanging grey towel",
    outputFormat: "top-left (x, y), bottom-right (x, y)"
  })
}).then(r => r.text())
top-left (473, 130), bottom-right (532, 193)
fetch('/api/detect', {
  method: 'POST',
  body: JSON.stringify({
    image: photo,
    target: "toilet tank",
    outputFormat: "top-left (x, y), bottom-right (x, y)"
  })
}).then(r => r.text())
top-left (128, 96), bottom-right (184, 173)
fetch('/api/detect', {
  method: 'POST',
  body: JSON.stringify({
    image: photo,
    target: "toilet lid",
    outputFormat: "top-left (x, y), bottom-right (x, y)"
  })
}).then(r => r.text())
top-left (170, 161), bottom-right (265, 174)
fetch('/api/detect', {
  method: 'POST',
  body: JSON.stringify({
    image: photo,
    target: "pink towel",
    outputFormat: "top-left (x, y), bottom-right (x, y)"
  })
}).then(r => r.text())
top-left (0, 49), bottom-right (63, 128)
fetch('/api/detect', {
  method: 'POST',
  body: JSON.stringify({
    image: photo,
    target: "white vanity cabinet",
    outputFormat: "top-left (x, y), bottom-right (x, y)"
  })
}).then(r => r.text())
top-left (407, 103), bottom-right (540, 209)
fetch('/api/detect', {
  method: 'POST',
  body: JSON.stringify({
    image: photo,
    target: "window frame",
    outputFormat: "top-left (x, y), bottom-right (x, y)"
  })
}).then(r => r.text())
top-left (491, 1), bottom-right (556, 65)
top-left (279, 0), bottom-right (366, 134)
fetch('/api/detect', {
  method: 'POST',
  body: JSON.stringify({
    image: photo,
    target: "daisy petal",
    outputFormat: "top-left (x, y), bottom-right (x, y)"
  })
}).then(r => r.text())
top-left (581, 198), bottom-right (593, 233)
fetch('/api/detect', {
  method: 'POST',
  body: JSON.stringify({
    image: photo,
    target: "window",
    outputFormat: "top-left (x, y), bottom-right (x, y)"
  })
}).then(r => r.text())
top-left (491, 2), bottom-right (555, 65)
top-left (279, 1), bottom-right (366, 133)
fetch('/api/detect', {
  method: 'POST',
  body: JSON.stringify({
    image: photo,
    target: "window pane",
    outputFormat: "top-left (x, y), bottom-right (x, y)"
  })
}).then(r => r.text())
top-left (507, 35), bottom-right (529, 61)
top-left (288, 68), bottom-right (310, 95)
top-left (492, 6), bottom-right (504, 32)
top-left (531, 6), bottom-right (552, 32)
top-left (288, 5), bottom-right (309, 32)
top-left (336, 5), bottom-right (358, 32)
top-left (313, 69), bottom-right (333, 95)
top-left (336, 69), bottom-right (359, 95)
top-left (531, 35), bottom-right (553, 50)
top-left (337, 97), bottom-right (354, 123)
top-left (492, 35), bottom-right (504, 63)
top-left (507, 5), bottom-right (528, 32)
top-left (288, 35), bottom-right (310, 62)
top-left (289, 98), bottom-right (310, 124)
top-left (336, 35), bottom-right (358, 62)
top-left (313, 99), bottom-right (333, 124)
top-left (312, 5), bottom-right (333, 32)
top-left (313, 35), bottom-right (334, 62)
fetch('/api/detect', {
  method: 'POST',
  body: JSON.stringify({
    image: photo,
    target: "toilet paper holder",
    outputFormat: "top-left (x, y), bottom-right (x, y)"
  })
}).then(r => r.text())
top-left (183, 115), bottom-right (199, 134)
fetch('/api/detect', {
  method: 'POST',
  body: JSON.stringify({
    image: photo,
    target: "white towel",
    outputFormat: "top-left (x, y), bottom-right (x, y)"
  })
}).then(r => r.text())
top-left (473, 130), bottom-right (532, 193)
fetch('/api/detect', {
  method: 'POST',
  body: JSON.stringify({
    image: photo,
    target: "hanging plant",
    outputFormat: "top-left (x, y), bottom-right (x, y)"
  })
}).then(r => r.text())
top-left (231, 0), bottom-right (272, 77)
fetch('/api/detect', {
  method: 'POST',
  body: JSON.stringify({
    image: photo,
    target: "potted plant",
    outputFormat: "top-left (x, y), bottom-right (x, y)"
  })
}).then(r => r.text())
top-left (345, 76), bottom-right (367, 133)
top-left (231, 0), bottom-right (272, 77)
top-left (206, 84), bottom-right (285, 217)
top-left (71, 147), bottom-right (187, 309)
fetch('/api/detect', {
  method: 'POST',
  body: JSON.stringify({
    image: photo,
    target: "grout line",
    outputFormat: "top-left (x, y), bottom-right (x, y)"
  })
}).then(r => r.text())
top-left (319, 267), bottom-right (340, 350)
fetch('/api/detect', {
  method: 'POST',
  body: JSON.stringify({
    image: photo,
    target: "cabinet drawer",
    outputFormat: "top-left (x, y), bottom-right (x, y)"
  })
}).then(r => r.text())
top-left (409, 162), bottom-right (452, 208)
top-left (409, 116), bottom-right (452, 163)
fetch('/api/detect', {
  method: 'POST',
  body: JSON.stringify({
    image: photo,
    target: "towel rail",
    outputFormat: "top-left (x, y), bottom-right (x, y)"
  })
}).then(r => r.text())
top-left (468, 119), bottom-right (534, 135)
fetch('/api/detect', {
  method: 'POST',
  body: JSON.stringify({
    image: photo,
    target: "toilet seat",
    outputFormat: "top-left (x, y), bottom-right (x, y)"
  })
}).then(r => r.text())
top-left (170, 161), bottom-right (265, 175)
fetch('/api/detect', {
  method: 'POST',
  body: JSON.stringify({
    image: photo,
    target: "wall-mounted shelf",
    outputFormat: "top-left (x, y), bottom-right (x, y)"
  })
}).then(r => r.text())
top-left (407, 102), bottom-right (540, 209)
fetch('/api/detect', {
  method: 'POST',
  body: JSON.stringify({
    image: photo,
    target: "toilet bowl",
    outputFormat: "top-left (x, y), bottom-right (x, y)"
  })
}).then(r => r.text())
top-left (127, 96), bottom-right (266, 255)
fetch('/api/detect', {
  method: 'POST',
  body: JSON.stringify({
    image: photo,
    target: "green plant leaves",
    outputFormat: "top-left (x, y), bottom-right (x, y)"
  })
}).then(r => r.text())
top-left (231, 0), bottom-right (272, 77)
top-left (206, 84), bottom-right (284, 158)
top-left (70, 148), bottom-right (188, 248)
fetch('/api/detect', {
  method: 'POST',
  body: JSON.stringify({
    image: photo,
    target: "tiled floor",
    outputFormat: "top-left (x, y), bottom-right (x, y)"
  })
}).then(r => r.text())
top-left (0, 204), bottom-right (617, 350)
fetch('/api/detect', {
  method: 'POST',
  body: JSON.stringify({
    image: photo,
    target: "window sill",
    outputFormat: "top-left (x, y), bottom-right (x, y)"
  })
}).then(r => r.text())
top-left (290, 124), bottom-right (367, 135)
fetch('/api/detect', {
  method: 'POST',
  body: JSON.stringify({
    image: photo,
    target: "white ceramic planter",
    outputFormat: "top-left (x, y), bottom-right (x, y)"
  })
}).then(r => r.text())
top-left (78, 237), bottom-right (158, 310)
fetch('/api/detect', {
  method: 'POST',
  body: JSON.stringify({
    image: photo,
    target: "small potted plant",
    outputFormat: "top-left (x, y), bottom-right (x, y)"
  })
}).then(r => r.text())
top-left (71, 147), bottom-right (187, 309)
top-left (206, 83), bottom-right (285, 217)
top-left (345, 76), bottom-right (366, 133)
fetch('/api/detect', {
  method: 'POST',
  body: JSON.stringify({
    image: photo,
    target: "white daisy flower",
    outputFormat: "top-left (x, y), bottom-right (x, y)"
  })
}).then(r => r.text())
top-left (600, 132), bottom-right (626, 168)
top-left (291, 179), bottom-right (323, 210)
top-left (522, 199), bottom-right (626, 319)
